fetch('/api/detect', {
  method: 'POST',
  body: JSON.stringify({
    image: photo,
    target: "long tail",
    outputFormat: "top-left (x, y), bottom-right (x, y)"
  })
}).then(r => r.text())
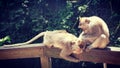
top-left (4, 32), bottom-right (45, 47)
top-left (25, 32), bottom-right (45, 44)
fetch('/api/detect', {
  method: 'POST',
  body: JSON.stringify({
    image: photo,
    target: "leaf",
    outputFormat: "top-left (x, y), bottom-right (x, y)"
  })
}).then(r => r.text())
top-left (0, 36), bottom-right (11, 46)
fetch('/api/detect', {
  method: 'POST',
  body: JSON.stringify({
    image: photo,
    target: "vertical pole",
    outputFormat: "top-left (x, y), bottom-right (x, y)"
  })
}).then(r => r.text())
top-left (103, 63), bottom-right (107, 68)
top-left (40, 56), bottom-right (52, 68)
top-left (40, 47), bottom-right (52, 68)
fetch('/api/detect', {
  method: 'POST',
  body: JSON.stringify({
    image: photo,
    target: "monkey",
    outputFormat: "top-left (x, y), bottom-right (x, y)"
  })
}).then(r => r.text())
top-left (78, 16), bottom-right (110, 51)
top-left (4, 30), bottom-right (82, 62)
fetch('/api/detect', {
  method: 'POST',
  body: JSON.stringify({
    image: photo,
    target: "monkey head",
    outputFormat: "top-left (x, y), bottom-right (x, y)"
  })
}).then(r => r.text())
top-left (72, 40), bottom-right (83, 54)
top-left (78, 17), bottom-right (90, 31)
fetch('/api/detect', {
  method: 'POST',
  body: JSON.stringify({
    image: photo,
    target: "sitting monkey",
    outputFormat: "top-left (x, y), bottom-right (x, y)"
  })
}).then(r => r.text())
top-left (78, 16), bottom-right (110, 51)
top-left (4, 30), bottom-right (82, 62)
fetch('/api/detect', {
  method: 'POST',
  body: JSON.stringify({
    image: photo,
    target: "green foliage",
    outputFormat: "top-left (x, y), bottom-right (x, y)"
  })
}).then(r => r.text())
top-left (0, 36), bottom-right (11, 46)
top-left (0, 0), bottom-right (119, 47)
top-left (78, 5), bottom-right (88, 13)
top-left (30, 1), bottom-right (88, 35)
top-left (0, 0), bottom-right (120, 68)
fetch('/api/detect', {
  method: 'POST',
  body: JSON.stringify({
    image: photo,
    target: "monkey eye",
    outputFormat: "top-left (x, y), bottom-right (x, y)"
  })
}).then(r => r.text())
top-left (70, 42), bottom-right (75, 45)
top-left (78, 40), bottom-right (81, 43)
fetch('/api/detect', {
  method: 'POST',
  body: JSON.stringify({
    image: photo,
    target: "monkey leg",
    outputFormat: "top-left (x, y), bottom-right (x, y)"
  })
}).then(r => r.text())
top-left (86, 34), bottom-right (109, 51)
top-left (60, 45), bottom-right (80, 62)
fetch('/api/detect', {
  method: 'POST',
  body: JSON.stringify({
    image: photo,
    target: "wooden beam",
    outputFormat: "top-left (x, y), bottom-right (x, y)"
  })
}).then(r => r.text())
top-left (41, 56), bottom-right (52, 68)
top-left (0, 43), bottom-right (120, 65)
top-left (40, 46), bottom-right (52, 68)
top-left (0, 44), bottom-right (44, 60)
top-left (0, 44), bottom-right (52, 68)
top-left (75, 48), bottom-right (120, 65)
top-left (44, 46), bottom-right (120, 65)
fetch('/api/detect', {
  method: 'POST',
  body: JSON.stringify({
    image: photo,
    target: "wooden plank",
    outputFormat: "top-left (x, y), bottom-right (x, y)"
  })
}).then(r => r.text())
top-left (0, 44), bottom-right (44, 60)
top-left (0, 44), bottom-right (52, 68)
top-left (0, 44), bottom-right (44, 49)
top-left (75, 49), bottom-right (120, 65)
top-left (0, 43), bottom-right (120, 65)
top-left (41, 56), bottom-right (52, 68)
top-left (44, 47), bottom-right (120, 65)
top-left (40, 46), bottom-right (52, 68)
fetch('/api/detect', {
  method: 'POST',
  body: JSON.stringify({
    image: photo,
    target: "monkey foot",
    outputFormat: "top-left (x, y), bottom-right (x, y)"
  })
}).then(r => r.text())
top-left (85, 46), bottom-right (93, 52)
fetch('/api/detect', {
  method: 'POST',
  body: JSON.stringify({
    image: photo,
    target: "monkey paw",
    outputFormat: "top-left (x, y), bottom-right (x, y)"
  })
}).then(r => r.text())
top-left (86, 46), bottom-right (93, 52)
top-left (73, 59), bottom-right (80, 63)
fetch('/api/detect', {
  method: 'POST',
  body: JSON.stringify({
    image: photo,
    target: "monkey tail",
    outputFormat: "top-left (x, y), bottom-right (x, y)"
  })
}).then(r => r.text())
top-left (3, 32), bottom-right (45, 47)
top-left (25, 32), bottom-right (45, 44)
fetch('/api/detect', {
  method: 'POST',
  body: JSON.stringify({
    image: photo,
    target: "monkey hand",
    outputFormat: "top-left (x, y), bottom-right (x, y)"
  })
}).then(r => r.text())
top-left (71, 58), bottom-right (80, 63)
top-left (86, 46), bottom-right (93, 52)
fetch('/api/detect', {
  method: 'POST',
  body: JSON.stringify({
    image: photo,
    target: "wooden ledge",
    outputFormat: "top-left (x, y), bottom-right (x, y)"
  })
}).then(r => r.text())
top-left (44, 46), bottom-right (120, 65)
top-left (0, 43), bottom-right (120, 65)
top-left (0, 44), bottom-right (45, 59)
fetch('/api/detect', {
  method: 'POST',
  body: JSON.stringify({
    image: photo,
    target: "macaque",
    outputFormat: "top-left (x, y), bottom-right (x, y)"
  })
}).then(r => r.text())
top-left (78, 16), bottom-right (110, 51)
top-left (4, 30), bottom-right (81, 62)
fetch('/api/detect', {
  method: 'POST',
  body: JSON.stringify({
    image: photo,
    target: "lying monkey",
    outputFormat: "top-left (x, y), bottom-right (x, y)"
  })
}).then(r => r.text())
top-left (4, 30), bottom-right (82, 62)
top-left (78, 16), bottom-right (110, 51)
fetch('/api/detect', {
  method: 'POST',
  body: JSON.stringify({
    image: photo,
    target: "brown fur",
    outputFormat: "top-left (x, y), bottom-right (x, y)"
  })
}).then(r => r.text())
top-left (4, 30), bottom-right (81, 62)
top-left (78, 16), bottom-right (110, 51)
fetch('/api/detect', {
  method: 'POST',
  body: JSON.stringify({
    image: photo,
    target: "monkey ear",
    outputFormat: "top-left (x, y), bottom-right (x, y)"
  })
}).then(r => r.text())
top-left (85, 19), bottom-right (90, 24)
top-left (78, 16), bottom-right (81, 21)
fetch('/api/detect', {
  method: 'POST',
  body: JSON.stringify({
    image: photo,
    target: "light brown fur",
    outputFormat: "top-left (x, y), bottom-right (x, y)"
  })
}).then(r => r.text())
top-left (78, 16), bottom-right (110, 51)
top-left (4, 30), bottom-right (81, 62)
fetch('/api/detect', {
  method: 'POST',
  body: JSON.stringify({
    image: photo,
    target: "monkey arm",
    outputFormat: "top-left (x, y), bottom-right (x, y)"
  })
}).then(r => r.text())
top-left (78, 32), bottom-right (84, 39)
top-left (59, 44), bottom-right (80, 62)
top-left (101, 22), bottom-right (110, 38)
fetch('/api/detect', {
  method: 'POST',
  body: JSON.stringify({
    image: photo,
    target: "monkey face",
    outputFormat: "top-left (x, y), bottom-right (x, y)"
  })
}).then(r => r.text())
top-left (72, 41), bottom-right (83, 54)
top-left (78, 22), bottom-right (89, 31)
top-left (78, 18), bottom-right (90, 31)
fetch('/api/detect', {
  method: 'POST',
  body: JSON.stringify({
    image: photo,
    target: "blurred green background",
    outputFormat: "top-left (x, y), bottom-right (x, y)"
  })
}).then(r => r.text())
top-left (0, 0), bottom-right (120, 68)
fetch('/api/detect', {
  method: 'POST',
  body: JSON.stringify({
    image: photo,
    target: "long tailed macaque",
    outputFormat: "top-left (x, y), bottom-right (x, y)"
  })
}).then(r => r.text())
top-left (78, 16), bottom-right (110, 51)
top-left (4, 30), bottom-right (81, 62)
